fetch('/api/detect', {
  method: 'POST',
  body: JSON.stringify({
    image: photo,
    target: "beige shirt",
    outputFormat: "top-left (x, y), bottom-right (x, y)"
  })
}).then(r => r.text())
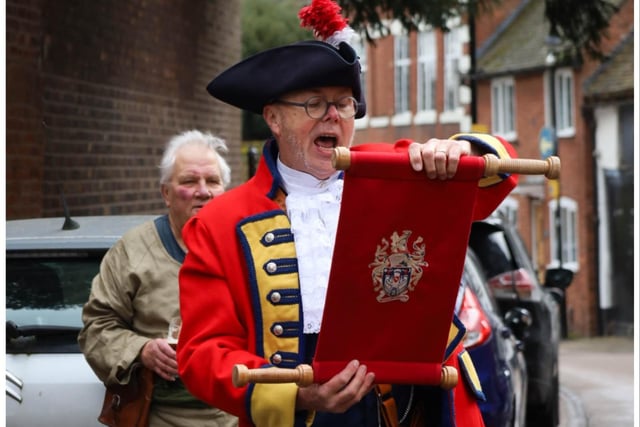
top-left (79, 218), bottom-right (181, 385)
top-left (79, 216), bottom-right (238, 426)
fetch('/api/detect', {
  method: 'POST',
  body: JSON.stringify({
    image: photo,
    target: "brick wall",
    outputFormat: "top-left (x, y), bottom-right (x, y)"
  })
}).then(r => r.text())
top-left (6, 0), bottom-right (46, 219)
top-left (354, 32), bottom-right (463, 147)
top-left (474, 0), bottom-right (634, 337)
top-left (6, 0), bottom-right (242, 219)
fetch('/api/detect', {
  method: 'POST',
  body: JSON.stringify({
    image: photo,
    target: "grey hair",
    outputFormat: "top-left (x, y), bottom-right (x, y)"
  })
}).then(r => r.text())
top-left (159, 130), bottom-right (231, 187)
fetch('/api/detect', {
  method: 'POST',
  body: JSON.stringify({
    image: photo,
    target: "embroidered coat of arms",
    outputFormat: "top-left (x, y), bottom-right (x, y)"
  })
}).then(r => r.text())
top-left (369, 230), bottom-right (429, 302)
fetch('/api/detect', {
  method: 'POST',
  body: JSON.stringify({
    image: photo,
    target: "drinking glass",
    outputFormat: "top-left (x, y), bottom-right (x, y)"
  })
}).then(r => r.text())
top-left (167, 316), bottom-right (182, 349)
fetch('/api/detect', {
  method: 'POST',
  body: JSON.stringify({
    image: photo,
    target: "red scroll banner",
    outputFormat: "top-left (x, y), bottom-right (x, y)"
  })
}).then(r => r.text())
top-left (312, 150), bottom-right (488, 385)
top-left (230, 149), bottom-right (558, 388)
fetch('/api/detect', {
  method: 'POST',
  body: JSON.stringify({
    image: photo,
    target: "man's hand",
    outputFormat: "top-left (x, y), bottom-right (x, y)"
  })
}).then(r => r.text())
top-left (295, 360), bottom-right (376, 413)
top-left (140, 338), bottom-right (179, 381)
top-left (409, 138), bottom-right (477, 180)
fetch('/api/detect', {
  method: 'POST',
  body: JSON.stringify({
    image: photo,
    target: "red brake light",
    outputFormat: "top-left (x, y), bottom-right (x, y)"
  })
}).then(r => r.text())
top-left (458, 287), bottom-right (492, 349)
top-left (486, 267), bottom-right (535, 299)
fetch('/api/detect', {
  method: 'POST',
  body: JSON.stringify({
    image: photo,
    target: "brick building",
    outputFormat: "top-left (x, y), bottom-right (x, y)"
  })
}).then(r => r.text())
top-left (582, 32), bottom-right (634, 336)
top-left (353, 0), bottom-right (634, 337)
top-left (6, 0), bottom-right (243, 219)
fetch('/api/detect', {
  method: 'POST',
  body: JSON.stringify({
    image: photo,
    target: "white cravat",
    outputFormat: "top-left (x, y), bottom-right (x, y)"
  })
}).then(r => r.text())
top-left (277, 159), bottom-right (343, 333)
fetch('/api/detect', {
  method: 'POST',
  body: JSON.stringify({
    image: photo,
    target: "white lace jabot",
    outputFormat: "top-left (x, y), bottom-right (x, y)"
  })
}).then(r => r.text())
top-left (278, 159), bottom-right (343, 333)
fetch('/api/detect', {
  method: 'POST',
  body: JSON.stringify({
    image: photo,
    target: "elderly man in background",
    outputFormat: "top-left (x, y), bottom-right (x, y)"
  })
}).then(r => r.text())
top-left (79, 130), bottom-right (238, 427)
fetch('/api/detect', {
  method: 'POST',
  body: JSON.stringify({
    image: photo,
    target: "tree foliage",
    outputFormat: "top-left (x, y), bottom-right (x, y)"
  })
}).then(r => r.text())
top-left (339, 0), bottom-right (479, 36)
top-left (242, 0), bottom-right (311, 58)
top-left (240, 0), bottom-right (620, 140)
top-left (544, 0), bottom-right (619, 60)
top-left (241, 0), bottom-right (311, 140)
top-left (338, 0), bottom-right (619, 60)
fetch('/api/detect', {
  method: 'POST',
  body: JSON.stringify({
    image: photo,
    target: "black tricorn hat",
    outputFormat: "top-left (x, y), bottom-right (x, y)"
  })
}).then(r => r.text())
top-left (207, 40), bottom-right (366, 118)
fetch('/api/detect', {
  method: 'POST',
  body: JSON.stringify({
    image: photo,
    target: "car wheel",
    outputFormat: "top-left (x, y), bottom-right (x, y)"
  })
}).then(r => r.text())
top-left (527, 372), bottom-right (559, 427)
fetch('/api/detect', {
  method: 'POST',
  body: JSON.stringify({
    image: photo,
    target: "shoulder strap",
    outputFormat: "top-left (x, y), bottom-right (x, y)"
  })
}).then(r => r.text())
top-left (376, 384), bottom-right (399, 427)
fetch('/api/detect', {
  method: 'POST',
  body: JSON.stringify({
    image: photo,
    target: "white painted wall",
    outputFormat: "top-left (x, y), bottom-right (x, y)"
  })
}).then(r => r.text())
top-left (593, 105), bottom-right (620, 309)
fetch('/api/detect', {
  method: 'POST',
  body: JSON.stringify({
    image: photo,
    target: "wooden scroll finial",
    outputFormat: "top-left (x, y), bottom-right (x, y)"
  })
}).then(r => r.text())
top-left (233, 364), bottom-right (314, 387)
top-left (440, 365), bottom-right (458, 390)
top-left (232, 364), bottom-right (458, 390)
top-left (332, 146), bottom-right (351, 170)
top-left (482, 153), bottom-right (560, 179)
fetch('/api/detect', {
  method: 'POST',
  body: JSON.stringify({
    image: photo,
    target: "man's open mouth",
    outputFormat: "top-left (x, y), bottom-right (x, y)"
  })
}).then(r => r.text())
top-left (315, 134), bottom-right (337, 149)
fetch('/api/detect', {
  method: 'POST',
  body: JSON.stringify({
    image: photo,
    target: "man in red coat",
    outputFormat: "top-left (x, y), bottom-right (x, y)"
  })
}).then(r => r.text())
top-left (177, 3), bottom-right (517, 427)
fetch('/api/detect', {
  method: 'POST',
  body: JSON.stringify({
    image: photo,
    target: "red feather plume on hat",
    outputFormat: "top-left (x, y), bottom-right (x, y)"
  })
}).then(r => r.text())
top-left (299, 0), bottom-right (356, 47)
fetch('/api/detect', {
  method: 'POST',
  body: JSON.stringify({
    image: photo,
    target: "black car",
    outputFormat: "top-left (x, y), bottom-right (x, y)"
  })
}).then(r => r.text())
top-left (468, 214), bottom-right (573, 427)
top-left (459, 248), bottom-right (530, 427)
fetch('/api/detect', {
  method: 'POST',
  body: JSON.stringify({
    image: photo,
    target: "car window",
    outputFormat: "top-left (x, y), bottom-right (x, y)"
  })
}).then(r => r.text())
top-left (504, 226), bottom-right (538, 277)
top-left (6, 250), bottom-right (104, 354)
top-left (463, 251), bottom-right (501, 316)
top-left (469, 224), bottom-right (515, 278)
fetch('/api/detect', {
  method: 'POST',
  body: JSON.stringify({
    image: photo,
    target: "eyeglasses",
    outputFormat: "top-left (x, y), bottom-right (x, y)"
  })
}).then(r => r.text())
top-left (274, 95), bottom-right (358, 119)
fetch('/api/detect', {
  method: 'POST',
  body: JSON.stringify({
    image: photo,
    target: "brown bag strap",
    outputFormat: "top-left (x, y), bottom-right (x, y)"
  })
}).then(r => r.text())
top-left (376, 384), bottom-right (399, 427)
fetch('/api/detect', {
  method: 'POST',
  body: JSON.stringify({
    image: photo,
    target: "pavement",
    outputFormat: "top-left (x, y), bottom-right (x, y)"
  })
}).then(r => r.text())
top-left (558, 336), bottom-right (636, 427)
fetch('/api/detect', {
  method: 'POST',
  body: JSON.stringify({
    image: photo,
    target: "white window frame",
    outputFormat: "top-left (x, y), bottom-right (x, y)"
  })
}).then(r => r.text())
top-left (416, 31), bottom-right (437, 115)
top-left (496, 196), bottom-right (519, 226)
top-left (491, 77), bottom-right (516, 141)
top-left (554, 68), bottom-right (575, 137)
top-left (547, 67), bottom-right (575, 138)
top-left (548, 197), bottom-right (579, 271)
top-left (443, 28), bottom-right (461, 113)
top-left (394, 34), bottom-right (411, 116)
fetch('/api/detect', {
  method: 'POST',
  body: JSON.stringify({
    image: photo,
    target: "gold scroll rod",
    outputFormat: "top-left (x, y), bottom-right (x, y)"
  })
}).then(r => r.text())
top-left (232, 364), bottom-right (459, 390)
top-left (332, 146), bottom-right (561, 180)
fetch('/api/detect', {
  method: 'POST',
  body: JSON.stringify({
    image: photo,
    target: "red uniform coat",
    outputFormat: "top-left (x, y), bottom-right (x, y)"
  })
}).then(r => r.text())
top-left (178, 136), bottom-right (518, 427)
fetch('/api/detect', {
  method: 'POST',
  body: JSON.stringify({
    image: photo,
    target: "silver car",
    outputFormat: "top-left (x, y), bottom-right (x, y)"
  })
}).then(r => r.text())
top-left (6, 215), bottom-right (157, 427)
